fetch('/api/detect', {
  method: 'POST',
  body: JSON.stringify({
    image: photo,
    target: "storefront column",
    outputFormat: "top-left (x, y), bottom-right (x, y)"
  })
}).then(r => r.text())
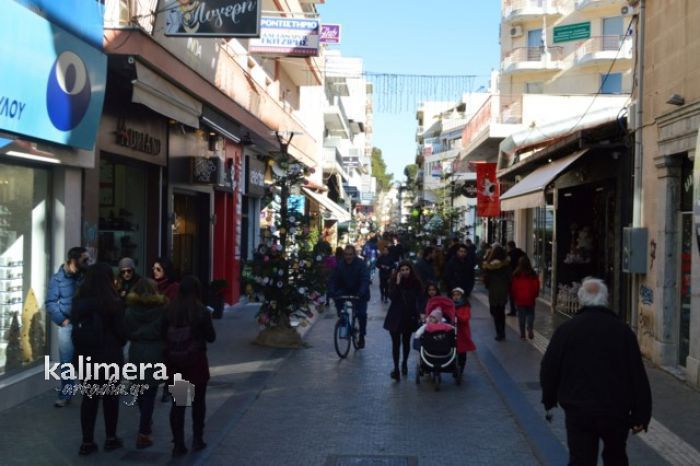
top-left (652, 155), bottom-right (682, 366)
top-left (688, 143), bottom-right (700, 388)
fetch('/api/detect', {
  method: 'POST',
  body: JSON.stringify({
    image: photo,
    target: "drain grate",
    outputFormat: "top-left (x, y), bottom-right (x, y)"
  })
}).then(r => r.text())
top-left (325, 455), bottom-right (418, 466)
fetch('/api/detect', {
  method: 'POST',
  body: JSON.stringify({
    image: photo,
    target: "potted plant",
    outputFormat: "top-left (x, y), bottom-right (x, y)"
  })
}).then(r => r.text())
top-left (209, 279), bottom-right (228, 319)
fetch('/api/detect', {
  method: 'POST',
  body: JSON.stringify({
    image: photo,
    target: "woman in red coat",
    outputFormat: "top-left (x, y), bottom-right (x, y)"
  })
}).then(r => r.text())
top-left (510, 256), bottom-right (540, 340)
top-left (451, 287), bottom-right (476, 373)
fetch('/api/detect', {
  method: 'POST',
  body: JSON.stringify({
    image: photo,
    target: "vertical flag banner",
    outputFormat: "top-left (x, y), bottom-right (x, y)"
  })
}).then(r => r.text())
top-left (476, 163), bottom-right (500, 217)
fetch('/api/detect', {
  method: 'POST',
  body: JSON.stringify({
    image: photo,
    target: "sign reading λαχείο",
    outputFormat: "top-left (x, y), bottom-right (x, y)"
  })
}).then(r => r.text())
top-left (553, 22), bottom-right (591, 43)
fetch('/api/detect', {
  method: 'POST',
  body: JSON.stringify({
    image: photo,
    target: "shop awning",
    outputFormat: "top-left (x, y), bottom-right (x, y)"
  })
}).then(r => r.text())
top-left (500, 149), bottom-right (589, 211)
top-left (132, 62), bottom-right (202, 128)
top-left (301, 187), bottom-right (351, 222)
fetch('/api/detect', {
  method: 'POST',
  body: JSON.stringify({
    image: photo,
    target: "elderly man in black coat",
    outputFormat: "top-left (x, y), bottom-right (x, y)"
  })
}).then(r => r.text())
top-left (540, 278), bottom-right (652, 466)
top-left (443, 244), bottom-right (475, 296)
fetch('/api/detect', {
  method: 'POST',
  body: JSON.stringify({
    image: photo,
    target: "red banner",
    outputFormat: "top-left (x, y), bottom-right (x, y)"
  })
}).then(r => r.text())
top-left (476, 163), bottom-right (501, 217)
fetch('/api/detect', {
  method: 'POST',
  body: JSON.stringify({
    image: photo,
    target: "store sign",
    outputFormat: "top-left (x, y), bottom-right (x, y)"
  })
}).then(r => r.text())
top-left (246, 156), bottom-right (266, 197)
top-left (191, 157), bottom-right (221, 184)
top-left (115, 119), bottom-right (162, 155)
top-left (320, 24), bottom-right (341, 44)
top-left (17, 0), bottom-right (105, 49)
top-left (461, 180), bottom-right (478, 198)
top-left (553, 22), bottom-right (591, 43)
top-left (0, 1), bottom-right (106, 150)
top-left (248, 17), bottom-right (320, 57)
top-left (342, 156), bottom-right (360, 168)
top-left (476, 163), bottom-right (500, 217)
top-left (162, 0), bottom-right (261, 38)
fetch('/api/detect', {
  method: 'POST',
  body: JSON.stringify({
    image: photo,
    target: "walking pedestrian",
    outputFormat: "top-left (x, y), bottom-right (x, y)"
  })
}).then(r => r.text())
top-left (45, 246), bottom-right (89, 407)
top-left (414, 246), bottom-right (437, 285)
top-left (511, 256), bottom-right (540, 340)
top-left (506, 241), bottom-right (526, 316)
top-left (162, 276), bottom-right (216, 457)
top-left (444, 244), bottom-right (476, 296)
top-left (482, 245), bottom-right (511, 341)
top-left (383, 261), bottom-right (421, 381)
top-left (115, 257), bottom-right (141, 301)
top-left (540, 278), bottom-right (652, 466)
top-left (152, 257), bottom-right (179, 302)
top-left (450, 287), bottom-right (476, 374)
top-left (71, 263), bottom-right (126, 456)
top-left (376, 246), bottom-right (395, 303)
top-left (124, 278), bottom-right (167, 449)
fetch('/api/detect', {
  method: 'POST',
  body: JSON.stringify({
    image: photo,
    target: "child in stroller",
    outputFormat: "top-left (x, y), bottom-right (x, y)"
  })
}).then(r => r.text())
top-left (414, 296), bottom-right (462, 390)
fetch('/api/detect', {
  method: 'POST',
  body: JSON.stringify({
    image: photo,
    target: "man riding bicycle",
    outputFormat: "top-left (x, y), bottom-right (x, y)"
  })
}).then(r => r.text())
top-left (329, 245), bottom-right (370, 348)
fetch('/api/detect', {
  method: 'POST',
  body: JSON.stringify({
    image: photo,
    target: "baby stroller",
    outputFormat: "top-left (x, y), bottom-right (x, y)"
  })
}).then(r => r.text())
top-left (415, 296), bottom-right (462, 391)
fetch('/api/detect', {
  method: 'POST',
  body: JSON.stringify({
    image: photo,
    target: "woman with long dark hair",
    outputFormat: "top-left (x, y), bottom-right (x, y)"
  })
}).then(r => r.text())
top-left (161, 275), bottom-right (216, 457)
top-left (152, 257), bottom-right (179, 302)
top-left (71, 262), bottom-right (126, 456)
top-left (482, 245), bottom-right (512, 341)
top-left (383, 261), bottom-right (422, 381)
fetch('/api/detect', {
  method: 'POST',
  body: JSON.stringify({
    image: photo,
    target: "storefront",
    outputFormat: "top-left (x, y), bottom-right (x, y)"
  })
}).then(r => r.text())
top-left (0, 1), bottom-right (106, 407)
top-left (242, 154), bottom-right (266, 262)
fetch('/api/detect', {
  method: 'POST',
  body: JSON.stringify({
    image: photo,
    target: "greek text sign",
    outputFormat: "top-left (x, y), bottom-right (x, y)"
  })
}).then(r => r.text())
top-left (248, 17), bottom-right (320, 57)
top-left (162, 0), bottom-right (261, 38)
top-left (553, 22), bottom-right (591, 43)
top-left (320, 24), bottom-right (341, 44)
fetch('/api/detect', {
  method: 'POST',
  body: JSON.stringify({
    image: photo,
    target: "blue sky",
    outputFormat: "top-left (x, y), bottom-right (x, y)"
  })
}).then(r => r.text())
top-left (318, 0), bottom-right (501, 181)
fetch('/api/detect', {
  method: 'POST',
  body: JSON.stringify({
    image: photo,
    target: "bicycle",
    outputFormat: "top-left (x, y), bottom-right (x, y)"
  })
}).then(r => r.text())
top-left (333, 295), bottom-right (361, 358)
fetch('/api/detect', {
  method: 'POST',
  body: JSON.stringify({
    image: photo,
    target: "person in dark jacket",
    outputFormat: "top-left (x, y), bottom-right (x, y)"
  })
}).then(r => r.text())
top-left (540, 278), bottom-right (652, 466)
top-left (329, 245), bottom-right (371, 348)
top-left (124, 278), bottom-right (167, 449)
top-left (115, 257), bottom-right (141, 301)
top-left (383, 261), bottom-right (421, 381)
top-left (511, 256), bottom-right (540, 340)
top-left (375, 246), bottom-right (395, 303)
top-left (152, 257), bottom-right (179, 302)
top-left (45, 246), bottom-right (89, 407)
top-left (71, 263), bottom-right (127, 456)
top-left (506, 241), bottom-right (526, 316)
top-left (162, 275), bottom-right (216, 457)
top-left (443, 244), bottom-right (476, 296)
top-left (482, 245), bottom-right (511, 341)
top-left (414, 246), bottom-right (437, 286)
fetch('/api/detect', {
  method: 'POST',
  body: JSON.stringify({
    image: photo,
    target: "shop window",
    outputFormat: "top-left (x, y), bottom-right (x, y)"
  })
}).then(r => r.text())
top-left (525, 82), bottom-right (544, 94)
top-left (98, 158), bottom-right (147, 275)
top-left (600, 73), bottom-right (622, 94)
top-left (0, 163), bottom-right (50, 377)
top-left (531, 206), bottom-right (553, 299)
top-left (679, 155), bottom-right (692, 366)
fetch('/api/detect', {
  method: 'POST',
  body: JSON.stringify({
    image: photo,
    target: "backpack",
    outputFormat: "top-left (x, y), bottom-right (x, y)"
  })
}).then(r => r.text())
top-left (72, 310), bottom-right (104, 352)
top-left (166, 324), bottom-right (197, 368)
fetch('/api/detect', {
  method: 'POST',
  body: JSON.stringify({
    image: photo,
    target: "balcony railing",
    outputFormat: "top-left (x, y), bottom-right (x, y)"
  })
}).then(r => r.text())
top-left (575, 0), bottom-right (625, 11)
top-left (502, 46), bottom-right (564, 72)
top-left (503, 0), bottom-right (562, 19)
top-left (575, 35), bottom-right (634, 65)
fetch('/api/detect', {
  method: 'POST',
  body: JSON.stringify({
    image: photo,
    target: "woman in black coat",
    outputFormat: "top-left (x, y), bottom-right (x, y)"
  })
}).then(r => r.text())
top-left (383, 261), bottom-right (422, 381)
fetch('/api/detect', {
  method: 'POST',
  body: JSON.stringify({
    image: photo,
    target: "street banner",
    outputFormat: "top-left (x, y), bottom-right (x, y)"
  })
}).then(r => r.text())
top-left (476, 163), bottom-right (500, 217)
top-left (248, 17), bottom-right (320, 57)
top-left (162, 0), bottom-right (261, 38)
top-left (320, 24), bottom-right (341, 44)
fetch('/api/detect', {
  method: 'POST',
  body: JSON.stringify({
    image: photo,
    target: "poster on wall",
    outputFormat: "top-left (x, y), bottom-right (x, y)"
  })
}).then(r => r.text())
top-left (248, 17), bottom-right (320, 57)
top-left (476, 163), bottom-right (500, 217)
top-left (162, 0), bottom-right (261, 37)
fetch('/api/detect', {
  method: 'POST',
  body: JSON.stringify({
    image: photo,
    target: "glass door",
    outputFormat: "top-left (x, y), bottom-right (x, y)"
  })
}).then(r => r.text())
top-left (679, 212), bottom-right (691, 366)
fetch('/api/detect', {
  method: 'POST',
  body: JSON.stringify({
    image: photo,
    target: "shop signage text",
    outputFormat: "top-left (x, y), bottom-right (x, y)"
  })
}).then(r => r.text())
top-left (320, 24), bottom-right (341, 44)
top-left (248, 17), bottom-right (320, 57)
top-left (191, 157), bottom-right (221, 184)
top-left (163, 0), bottom-right (261, 38)
top-left (0, 96), bottom-right (27, 121)
top-left (553, 22), bottom-right (591, 43)
top-left (115, 119), bottom-right (161, 155)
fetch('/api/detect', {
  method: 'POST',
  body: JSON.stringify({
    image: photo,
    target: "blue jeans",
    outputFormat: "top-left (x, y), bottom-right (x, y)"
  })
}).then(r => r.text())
top-left (57, 324), bottom-right (75, 399)
top-left (516, 306), bottom-right (535, 336)
top-left (137, 385), bottom-right (158, 435)
top-left (335, 300), bottom-right (368, 336)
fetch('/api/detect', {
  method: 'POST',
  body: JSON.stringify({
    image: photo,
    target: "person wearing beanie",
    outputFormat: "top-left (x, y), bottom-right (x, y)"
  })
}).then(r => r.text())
top-left (116, 257), bottom-right (141, 301)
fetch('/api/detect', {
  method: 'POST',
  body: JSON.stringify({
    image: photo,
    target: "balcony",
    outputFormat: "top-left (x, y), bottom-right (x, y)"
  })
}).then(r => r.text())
top-left (503, 0), bottom-right (563, 22)
top-left (574, 35), bottom-right (634, 67)
top-left (324, 97), bottom-right (350, 139)
top-left (575, 0), bottom-right (625, 12)
top-left (322, 146), bottom-right (350, 181)
top-left (502, 46), bottom-right (564, 74)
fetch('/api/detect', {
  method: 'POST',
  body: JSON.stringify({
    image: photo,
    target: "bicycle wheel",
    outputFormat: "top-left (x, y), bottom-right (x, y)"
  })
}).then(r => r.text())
top-left (334, 319), bottom-right (351, 358)
top-left (351, 314), bottom-right (361, 350)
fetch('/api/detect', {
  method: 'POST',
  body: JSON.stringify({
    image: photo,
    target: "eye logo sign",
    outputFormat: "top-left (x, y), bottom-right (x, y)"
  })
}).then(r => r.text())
top-left (46, 51), bottom-right (91, 131)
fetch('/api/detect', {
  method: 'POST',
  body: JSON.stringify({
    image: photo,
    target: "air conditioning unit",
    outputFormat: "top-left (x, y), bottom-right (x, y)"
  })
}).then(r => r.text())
top-left (510, 25), bottom-right (523, 38)
top-left (621, 5), bottom-right (637, 16)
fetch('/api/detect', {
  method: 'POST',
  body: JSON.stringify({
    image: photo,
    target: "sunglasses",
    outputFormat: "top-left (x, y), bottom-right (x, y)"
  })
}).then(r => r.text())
top-left (120, 269), bottom-right (133, 275)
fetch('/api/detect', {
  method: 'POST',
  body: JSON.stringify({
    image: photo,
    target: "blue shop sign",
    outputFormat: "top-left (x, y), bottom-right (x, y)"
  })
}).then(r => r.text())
top-left (0, 1), bottom-right (107, 150)
top-left (16, 0), bottom-right (105, 50)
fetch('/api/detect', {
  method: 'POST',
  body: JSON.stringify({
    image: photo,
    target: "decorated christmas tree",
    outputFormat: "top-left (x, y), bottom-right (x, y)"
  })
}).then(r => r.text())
top-left (251, 134), bottom-right (328, 348)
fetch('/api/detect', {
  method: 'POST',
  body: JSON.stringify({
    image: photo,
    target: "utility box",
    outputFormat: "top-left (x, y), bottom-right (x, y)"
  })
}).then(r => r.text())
top-left (623, 227), bottom-right (647, 273)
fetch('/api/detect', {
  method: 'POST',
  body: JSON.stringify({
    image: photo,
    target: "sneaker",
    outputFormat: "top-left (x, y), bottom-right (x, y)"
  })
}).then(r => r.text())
top-left (104, 437), bottom-right (123, 452)
top-left (54, 398), bottom-right (69, 408)
top-left (78, 442), bottom-right (98, 456)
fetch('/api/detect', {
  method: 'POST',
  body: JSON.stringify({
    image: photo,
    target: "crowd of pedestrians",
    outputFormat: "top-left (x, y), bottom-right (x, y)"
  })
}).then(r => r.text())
top-left (45, 249), bottom-right (216, 457)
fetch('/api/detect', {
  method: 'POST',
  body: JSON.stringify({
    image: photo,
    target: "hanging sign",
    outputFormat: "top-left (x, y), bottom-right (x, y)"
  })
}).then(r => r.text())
top-left (476, 163), bottom-right (500, 217)
top-left (248, 17), bottom-right (320, 57)
top-left (162, 0), bottom-right (261, 38)
top-left (461, 180), bottom-right (478, 198)
top-left (320, 24), bottom-right (341, 44)
top-left (553, 22), bottom-right (591, 43)
top-left (190, 157), bottom-right (221, 184)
